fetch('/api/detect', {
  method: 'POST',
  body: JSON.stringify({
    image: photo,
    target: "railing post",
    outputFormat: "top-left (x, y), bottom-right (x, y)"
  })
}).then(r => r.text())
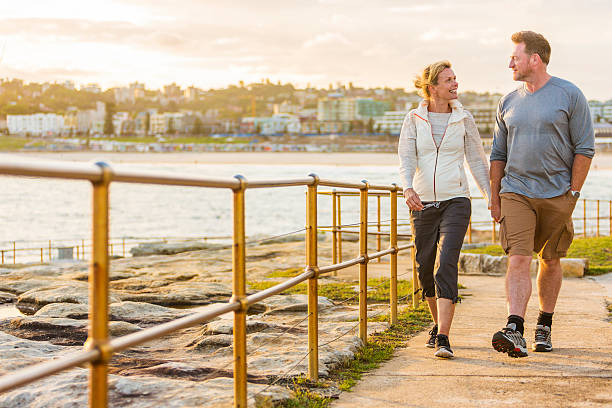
top-left (13, 241), bottom-right (16, 264)
top-left (337, 194), bottom-right (342, 263)
top-left (491, 220), bottom-right (496, 243)
top-left (85, 162), bottom-right (112, 408)
top-left (390, 185), bottom-right (398, 325)
top-left (231, 175), bottom-right (248, 408)
top-left (40, 248), bottom-right (43, 263)
top-left (583, 199), bottom-right (587, 238)
top-left (49, 240), bottom-right (52, 262)
top-left (332, 189), bottom-right (337, 265)
top-left (359, 180), bottom-right (369, 345)
top-left (468, 216), bottom-right (472, 244)
top-left (411, 244), bottom-right (419, 309)
top-left (306, 174), bottom-right (319, 381)
top-left (377, 195), bottom-right (381, 262)
top-left (597, 200), bottom-right (600, 237)
top-left (1, 250), bottom-right (4, 264)
top-left (122, 238), bottom-right (126, 257)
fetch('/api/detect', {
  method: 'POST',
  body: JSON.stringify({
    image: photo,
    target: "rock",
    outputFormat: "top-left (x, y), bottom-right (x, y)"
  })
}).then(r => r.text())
top-left (458, 253), bottom-right (482, 275)
top-left (460, 253), bottom-right (588, 277)
top-left (0, 316), bottom-right (140, 346)
top-left (119, 282), bottom-right (232, 307)
top-left (0, 291), bottom-right (16, 303)
top-left (0, 331), bottom-right (71, 374)
top-left (34, 303), bottom-right (88, 319)
top-left (188, 334), bottom-right (234, 351)
top-left (0, 369), bottom-right (293, 408)
top-left (259, 294), bottom-right (335, 314)
top-left (0, 279), bottom-right (58, 296)
top-left (480, 254), bottom-right (508, 275)
top-left (16, 285), bottom-right (121, 315)
top-left (530, 258), bottom-right (588, 278)
top-left (34, 301), bottom-right (191, 327)
top-left (130, 241), bottom-right (225, 257)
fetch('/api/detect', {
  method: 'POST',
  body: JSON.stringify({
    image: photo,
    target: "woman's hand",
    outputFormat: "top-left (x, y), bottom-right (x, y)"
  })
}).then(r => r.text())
top-left (404, 188), bottom-right (424, 211)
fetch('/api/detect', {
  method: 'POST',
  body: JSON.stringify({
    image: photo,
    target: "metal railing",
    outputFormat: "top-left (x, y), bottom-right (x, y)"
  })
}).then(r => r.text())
top-left (0, 160), bottom-right (418, 407)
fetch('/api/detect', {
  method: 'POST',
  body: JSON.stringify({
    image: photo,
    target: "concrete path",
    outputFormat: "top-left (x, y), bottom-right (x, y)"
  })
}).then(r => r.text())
top-left (332, 274), bottom-right (612, 407)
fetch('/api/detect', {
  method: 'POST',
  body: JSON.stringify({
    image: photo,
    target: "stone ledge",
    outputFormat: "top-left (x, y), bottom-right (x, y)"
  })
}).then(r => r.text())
top-left (459, 253), bottom-right (588, 277)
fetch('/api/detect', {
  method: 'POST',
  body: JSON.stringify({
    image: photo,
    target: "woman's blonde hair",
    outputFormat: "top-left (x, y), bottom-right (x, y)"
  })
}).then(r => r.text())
top-left (414, 60), bottom-right (452, 99)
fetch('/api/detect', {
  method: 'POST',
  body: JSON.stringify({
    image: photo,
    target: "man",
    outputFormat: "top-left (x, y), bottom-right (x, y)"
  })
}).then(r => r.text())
top-left (489, 31), bottom-right (594, 358)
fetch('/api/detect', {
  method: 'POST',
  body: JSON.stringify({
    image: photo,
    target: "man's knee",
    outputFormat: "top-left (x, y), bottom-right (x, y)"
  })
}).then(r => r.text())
top-left (508, 254), bottom-right (532, 274)
top-left (539, 257), bottom-right (561, 272)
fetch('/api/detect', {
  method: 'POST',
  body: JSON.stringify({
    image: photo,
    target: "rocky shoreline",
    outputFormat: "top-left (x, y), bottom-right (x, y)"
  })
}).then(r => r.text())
top-left (0, 238), bottom-right (396, 407)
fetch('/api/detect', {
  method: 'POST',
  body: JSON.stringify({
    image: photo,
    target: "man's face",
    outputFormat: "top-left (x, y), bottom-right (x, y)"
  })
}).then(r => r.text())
top-left (509, 42), bottom-right (533, 81)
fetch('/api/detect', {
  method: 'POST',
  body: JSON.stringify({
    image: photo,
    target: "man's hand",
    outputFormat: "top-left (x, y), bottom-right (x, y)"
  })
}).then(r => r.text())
top-left (404, 188), bottom-right (424, 211)
top-left (490, 201), bottom-right (501, 223)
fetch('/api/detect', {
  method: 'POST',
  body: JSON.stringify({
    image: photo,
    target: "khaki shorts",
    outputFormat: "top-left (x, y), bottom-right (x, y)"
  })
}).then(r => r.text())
top-left (499, 191), bottom-right (578, 259)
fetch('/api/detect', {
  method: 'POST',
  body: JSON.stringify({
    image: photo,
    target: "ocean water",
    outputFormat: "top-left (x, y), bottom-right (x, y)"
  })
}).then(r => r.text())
top-left (1, 161), bottom-right (611, 261)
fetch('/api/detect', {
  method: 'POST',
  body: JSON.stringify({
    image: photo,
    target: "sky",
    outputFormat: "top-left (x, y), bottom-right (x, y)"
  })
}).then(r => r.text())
top-left (0, 0), bottom-right (611, 100)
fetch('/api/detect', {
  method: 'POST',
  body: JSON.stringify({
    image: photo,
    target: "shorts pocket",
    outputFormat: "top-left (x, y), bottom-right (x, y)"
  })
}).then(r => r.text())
top-left (553, 221), bottom-right (574, 257)
top-left (498, 216), bottom-right (509, 253)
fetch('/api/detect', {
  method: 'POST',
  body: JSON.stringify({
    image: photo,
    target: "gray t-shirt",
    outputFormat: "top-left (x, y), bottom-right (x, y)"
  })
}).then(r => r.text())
top-left (490, 76), bottom-right (595, 198)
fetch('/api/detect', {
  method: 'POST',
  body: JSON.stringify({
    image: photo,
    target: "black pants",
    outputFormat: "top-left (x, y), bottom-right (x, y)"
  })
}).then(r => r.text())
top-left (409, 197), bottom-right (471, 303)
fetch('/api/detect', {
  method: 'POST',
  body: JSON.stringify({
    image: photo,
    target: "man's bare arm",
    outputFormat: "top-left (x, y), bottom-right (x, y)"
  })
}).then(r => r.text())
top-left (570, 154), bottom-right (592, 192)
top-left (490, 160), bottom-right (505, 222)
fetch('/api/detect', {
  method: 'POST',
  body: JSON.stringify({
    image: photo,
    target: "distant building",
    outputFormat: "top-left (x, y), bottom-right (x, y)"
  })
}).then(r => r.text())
top-left (273, 101), bottom-right (300, 115)
top-left (355, 98), bottom-right (390, 119)
top-left (81, 83), bottom-right (101, 94)
top-left (240, 114), bottom-right (300, 135)
top-left (112, 112), bottom-right (130, 135)
top-left (150, 112), bottom-right (184, 134)
top-left (602, 100), bottom-right (612, 123)
top-left (589, 101), bottom-right (603, 122)
top-left (465, 105), bottom-right (497, 134)
top-left (317, 97), bottom-right (356, 121)
top-left (374, 111), bottom-right (407, 135)
top-left (114, 87), bottom-right (133, 104)
top-left (7, 113), bottom-right (65, 136)
top-left (184, 86), bottom-right (202, 102)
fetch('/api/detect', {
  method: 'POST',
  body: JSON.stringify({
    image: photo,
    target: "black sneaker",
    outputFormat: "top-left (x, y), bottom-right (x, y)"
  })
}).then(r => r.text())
top-left (426, 324), bottom-right (438, 348)
top-left (434, 334), bottom-right (454, 359)
top-left (532, 324), bottom-right (552, 352)
top-left (492, 323), bottom-right (528, 358)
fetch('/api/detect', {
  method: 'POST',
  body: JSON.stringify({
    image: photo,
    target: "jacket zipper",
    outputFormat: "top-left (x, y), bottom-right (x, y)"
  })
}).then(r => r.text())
top-left (415, 113), bottom-right (449, 202)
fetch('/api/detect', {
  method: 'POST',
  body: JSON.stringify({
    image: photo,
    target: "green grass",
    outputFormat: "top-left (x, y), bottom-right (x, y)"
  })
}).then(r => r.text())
top-left (461, 237), bottom-right (612, 276)
top-left (0, 136), bottom-right (30, 151)
top-left (279, 306), bottom-right (432, 407)
top-left (248, 278), bottom-right (416, 304)
top-left (266, 268), bottom-right (304, 278)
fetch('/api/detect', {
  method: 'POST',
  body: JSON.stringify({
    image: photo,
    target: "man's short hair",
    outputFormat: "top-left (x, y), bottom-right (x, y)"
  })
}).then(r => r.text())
top-left (511, 31), bottom-right (551, 65)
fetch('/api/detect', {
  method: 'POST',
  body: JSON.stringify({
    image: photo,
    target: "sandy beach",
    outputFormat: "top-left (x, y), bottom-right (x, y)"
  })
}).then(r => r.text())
top-left (7, 151), bottom-right (612, 169)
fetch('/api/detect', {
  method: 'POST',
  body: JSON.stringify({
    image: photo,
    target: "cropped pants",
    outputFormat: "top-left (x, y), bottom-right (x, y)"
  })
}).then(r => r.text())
top-left (409, 197), bottom-right (471, 303)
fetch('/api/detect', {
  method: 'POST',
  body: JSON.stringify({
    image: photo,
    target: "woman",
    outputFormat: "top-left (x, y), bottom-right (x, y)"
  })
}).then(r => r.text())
top-left (398, 60), bottom-right (491, 358)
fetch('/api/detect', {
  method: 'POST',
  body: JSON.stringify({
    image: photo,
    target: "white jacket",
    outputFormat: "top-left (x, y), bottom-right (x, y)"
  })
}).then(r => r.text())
top-left (398, 99), bottom-right (491, 203)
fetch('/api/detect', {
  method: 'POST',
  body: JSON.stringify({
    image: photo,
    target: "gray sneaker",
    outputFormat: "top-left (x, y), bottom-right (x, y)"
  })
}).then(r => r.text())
top-left (532, 324), bottom-right (552, 352)
top-left (492, 323), bottom-right (528, 358)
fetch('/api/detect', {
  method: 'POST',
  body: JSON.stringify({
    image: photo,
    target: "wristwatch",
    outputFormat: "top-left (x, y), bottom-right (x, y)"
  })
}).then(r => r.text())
top-left (570, 190), bottom-right (580, 199)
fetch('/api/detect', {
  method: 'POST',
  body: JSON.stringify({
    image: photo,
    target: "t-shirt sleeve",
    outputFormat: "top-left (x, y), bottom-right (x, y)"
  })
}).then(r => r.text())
top-left (569, 88), bottom-right (595, 158)
top-left (490, 98), bottom-right (508, 162)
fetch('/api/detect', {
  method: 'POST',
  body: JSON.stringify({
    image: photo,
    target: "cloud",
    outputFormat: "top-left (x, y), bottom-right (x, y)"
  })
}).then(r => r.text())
top-left (303, 33), bottom-right (352, 48)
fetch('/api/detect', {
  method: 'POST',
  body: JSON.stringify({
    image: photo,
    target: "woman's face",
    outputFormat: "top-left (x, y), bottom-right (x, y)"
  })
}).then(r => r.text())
top-left (429, 68), bottom-right (458, 101)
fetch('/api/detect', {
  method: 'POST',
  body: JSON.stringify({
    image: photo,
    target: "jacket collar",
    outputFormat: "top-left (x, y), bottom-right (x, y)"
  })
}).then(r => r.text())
top-left (415, 99), bottom-right (466, 124)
